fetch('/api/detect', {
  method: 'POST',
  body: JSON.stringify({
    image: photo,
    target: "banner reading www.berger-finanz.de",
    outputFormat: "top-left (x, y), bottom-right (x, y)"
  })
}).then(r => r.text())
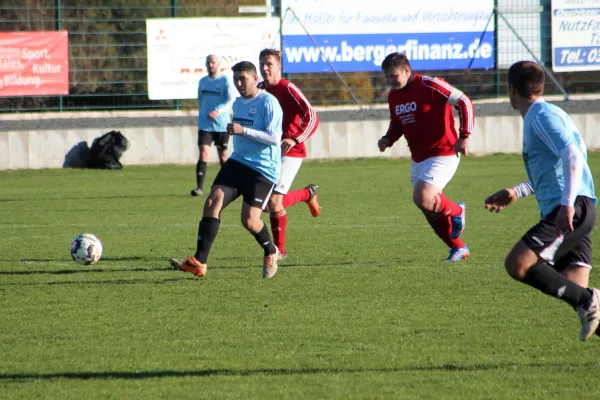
top-left (281, 0), bottom-right (494, 73)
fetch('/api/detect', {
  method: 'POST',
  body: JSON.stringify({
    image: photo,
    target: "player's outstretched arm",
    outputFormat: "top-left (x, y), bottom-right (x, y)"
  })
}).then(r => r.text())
top-left (485, 181), bottom-right (533, 213)
top-left (484, 188), bottom-right (518, 213)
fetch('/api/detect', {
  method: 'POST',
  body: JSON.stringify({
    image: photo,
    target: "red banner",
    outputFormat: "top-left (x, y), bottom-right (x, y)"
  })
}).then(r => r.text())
top-left (0, 31), bottom-right (69, 97)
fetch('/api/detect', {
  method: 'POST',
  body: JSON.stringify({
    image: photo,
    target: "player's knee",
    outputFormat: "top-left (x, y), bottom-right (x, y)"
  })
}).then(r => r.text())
top-left (504, 253), bottom-right (529, 281)
top-left (412, 191), bottom-right (434, 211)
top-left (204, 190), bottom-right (224, 215)
top-left (268, 193), bottom-right (283, 212)
top-left (240, 214), bottom-right (260, 231)
top-left (240, 215), bottom-right (251, 230)
top-left (200, 146), bottom-right (210, 161)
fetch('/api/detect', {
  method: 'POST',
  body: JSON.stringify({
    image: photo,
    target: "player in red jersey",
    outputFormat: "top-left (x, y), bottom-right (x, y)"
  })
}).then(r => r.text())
top-left (258, 48), bottom-right (321, 260)
top-left (378, 52), bottom-right (473, 261)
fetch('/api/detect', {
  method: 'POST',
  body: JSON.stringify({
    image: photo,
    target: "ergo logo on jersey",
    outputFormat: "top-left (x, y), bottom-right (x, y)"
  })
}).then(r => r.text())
top-left (395, 101), bottom-right (417, 115)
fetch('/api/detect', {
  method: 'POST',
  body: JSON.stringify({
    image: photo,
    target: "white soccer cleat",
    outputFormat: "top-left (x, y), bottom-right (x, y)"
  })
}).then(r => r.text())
top-left (263, 247), bottom-right (279, 279)
top-left (577, 288), bottom-right (600, 341)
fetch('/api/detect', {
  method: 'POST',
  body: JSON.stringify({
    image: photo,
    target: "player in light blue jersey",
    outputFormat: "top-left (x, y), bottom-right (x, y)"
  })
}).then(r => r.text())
top-left (227, 81), bottom-right (282, 184)
top-left (171, 61), bottom-right (283, 279)
top-left (191, 54), bottom-right (238, 197)
top-left (485, 61), bottom-right (599, 341)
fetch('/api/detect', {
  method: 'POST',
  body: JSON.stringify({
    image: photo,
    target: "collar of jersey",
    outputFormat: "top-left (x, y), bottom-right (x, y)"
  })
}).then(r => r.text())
top-left (400, 72), bottom-right (415, 91)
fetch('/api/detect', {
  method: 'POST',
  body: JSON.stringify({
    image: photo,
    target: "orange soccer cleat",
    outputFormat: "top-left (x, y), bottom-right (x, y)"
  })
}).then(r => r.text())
top-left (306, 184), bottom-right (321, 218)
top-left (170, 256), bottom-right (207, 277)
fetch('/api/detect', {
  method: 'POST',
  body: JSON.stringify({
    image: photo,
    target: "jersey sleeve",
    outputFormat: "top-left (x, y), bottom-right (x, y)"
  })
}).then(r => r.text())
top-left (264, 97), bottom-right (283, 137)
top-left (531, 111), bottom-right (576, 155)
top-left (422, 76), bottom-right (474, 136)
top-left (243, 97), bottom-right (283, 145)
top-left (287, 83), bottom-right (319, 143)
top-left (384, 101), bottom-right (403, 145)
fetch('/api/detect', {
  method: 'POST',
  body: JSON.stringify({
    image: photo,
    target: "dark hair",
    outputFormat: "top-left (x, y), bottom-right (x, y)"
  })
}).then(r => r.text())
top-left (232, 61), bottom-right (257, 75)
top-left (508, 61), bottom-right (545, 97)
top-left (381, 52), bottom-right (411, 72)
top-left (259, 48), bottom-right (282, 63)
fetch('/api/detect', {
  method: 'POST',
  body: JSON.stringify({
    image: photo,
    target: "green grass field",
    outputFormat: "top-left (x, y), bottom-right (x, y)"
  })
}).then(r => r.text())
top-left (1, 154), bottom-right (599, 399)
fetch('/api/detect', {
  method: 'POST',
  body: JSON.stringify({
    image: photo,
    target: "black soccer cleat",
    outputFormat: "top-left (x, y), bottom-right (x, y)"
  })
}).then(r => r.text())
top-left (306, 184), bottom-right (318, 202)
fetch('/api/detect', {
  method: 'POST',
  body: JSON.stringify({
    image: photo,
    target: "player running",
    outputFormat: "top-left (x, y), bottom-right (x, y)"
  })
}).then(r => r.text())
top-left (485, 61), bottom-right (599, 341)
top-left (171, 61), bottom-right (283, 278)
top-left (258, 48), bottom-right (321, 261)
top-left (377, 52), bottom-right (473, 261)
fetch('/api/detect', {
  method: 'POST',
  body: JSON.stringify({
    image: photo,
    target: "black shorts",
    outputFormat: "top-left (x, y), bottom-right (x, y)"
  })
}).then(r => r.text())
top-left (198, 130), bottom-right (229, 151)
top-left (212, 159), bottom-right (275, 210)
top-left (522, 196), bottom-right (596, 271)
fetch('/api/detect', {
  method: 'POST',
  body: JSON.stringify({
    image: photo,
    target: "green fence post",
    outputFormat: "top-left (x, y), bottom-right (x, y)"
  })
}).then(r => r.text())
top-left (56, 0), bottom-right (63, 112)
top-left (172, 0), bottom-right (180, 110)
top-left (494, 1), bottom-right (500, 98)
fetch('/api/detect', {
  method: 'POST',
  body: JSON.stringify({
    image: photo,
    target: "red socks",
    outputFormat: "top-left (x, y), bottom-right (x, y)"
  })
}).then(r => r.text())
top-left (282, 188), bottom-right (310, 209)
top-left (434, 193), bottom-right (462, 217)
top-left (426, 213), bottom-right (465, 249)
top-left (269, 209), bottom-right (287, 254)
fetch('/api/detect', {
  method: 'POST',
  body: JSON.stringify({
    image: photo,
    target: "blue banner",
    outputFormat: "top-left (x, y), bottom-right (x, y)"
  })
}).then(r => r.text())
top-left (282, 32), bottom-right (495, 73)
top-left (554, 46), bottom-right (600, 69)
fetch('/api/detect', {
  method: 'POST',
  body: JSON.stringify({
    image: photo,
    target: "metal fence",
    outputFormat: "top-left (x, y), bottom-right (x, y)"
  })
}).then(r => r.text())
top-left (1, 0), bottom-right (599, 113)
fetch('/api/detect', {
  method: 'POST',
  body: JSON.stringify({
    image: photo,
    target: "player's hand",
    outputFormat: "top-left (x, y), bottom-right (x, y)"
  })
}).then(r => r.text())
top-left (378, 137), bottom-right (390, 152)
top-left (484, 188), bottom-right (518, 213)
top-left (281, 138), bottom-right (296, 154)
top-left (455, 137), bottom-right (469, 156)
top-left (208, 110), bottom-right (220, 120)
top-left (226, 123), bottom-right (244, 135)
top-left (555, 205), bottom-right (575, 233)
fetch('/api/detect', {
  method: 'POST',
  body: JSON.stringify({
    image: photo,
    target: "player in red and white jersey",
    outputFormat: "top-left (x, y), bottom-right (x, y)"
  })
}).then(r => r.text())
top-left (378, 52), bottom-right (474, 261)
top-left (258, 48), bottom-right (321, 260)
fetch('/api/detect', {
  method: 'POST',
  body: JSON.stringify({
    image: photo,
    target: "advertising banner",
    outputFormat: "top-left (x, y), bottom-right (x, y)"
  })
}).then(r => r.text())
top-left (552, 0), bottom-right (600, 72)
top-left (146, 18), bottom-right (280, 100)
top-left (281, 0), bottom-right (495, 73)
top-left (0, 31), bottom-right (69, 97)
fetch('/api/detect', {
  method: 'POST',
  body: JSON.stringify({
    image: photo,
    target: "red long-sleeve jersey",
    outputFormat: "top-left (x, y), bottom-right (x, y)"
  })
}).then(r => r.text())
top-left (385, 73), bottom-right (474, 163)
top-left (258, 78), bottom-right (319, 158)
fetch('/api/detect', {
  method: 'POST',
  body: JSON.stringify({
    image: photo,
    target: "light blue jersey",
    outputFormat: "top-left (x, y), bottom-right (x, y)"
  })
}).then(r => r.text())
top-left (230, 90), bottom-right (283, 183)
top-left (197, 74), bottom-right (237, 132)
top-left (523, 100), bottom-right (597, 218)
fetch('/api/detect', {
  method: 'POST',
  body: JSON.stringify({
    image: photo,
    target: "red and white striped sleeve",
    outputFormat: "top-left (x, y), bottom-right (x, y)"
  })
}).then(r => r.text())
top-left (422, 76), bottom-right (474, 137)
top-left (287, 82), bottom-right (319, 144)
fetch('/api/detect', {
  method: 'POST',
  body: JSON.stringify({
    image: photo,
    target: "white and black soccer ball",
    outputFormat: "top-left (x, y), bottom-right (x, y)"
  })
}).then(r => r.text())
top-left (70, 233), bottom-right (103, 265)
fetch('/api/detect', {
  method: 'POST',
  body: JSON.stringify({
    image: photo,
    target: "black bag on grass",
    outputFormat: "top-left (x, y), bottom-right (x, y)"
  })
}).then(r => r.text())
top-left (87, 131), bottom-right (129, 169)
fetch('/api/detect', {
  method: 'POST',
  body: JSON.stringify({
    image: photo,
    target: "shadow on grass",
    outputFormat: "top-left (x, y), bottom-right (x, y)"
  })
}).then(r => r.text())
top-left (0, 277), bottom-right (191, 287)
top-left (0, 194), bottom-right (183, 202)
top-left (2, 362), bottom-right (600, 381)
top-left (1, 256), bottom-right (169, 263)
top-left (0, 260), bottom-right (358, 276)
top-left (0, 266), bottom-right (174, 276)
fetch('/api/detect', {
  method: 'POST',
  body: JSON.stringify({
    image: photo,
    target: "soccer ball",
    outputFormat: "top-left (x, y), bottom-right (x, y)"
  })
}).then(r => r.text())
top-left (70, 233), bottom-right (103, 265)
